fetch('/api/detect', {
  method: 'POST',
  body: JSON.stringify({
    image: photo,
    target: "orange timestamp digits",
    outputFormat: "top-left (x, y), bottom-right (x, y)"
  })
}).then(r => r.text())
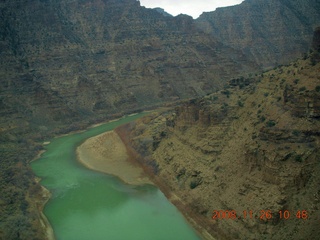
top-left (212, 210), bottom-right (308, 220)
top-left (212, 210), bottom-right (238, 220)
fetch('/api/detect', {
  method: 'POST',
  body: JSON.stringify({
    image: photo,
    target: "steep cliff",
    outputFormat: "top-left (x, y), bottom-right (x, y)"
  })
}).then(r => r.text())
top-left (0, 0), bottom-right (319, 239)
top-left (311, 26), bottom-right (320, 63)
top-left (0, 0), bottom-right (258, 133)
top-left (119, 55), bottom-right (320, 239)
top-left (196, 0), bottom-right (320, 68)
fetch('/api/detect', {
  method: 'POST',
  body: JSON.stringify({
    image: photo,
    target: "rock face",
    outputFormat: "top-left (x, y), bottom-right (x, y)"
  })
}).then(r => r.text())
top-left (312, 27), bottom-right (320, 51)
top-left (196, 0), bottom-right (320, 68)
top-left (153, 7), bottom-right (172, 17)
top-left (1, 0), bottom-right (320, 131)
top-left (0, 0), bottom-right (259, 131)
top-left (122, 57), bottom-right (320, 239)
top-left (0, 1), bottom-right (320, 239)
top-left (284, 85), bottom-right (320, 118)
top-left (311, 26), bottom-right (320, 63)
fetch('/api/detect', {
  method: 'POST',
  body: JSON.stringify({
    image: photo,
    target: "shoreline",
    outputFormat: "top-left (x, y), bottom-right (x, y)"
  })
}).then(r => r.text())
top-left (37, 185), bottom-right (55, 240)
top-left (31, 109), bottom-right (208, 240)
top-left (150, 176), bottom-right (216, 240)
top-left (78, 126), bottom-right (214, 240)
top-left (31, 154), bottom-right (55, 240)
top-left (76, 130), bottom-right (153, 186)
top-left (30, 113), bottom-right (148, 240)
top-left (114, 124), bottom-right (217, 240)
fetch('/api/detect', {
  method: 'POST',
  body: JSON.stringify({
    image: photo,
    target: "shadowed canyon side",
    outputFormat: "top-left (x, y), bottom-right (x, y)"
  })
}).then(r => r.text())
top-left (116, 50), bottom-right (320, 239)
top-left (0, 0), bottom-right (258, 132)
top-left (196, 0), bottom-right (320, 68)
top-left (0, 0), bottom-right (320, 239)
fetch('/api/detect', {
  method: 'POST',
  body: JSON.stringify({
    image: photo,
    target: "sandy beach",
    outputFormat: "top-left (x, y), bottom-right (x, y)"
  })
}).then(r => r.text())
top-left (76, 131), bottom-right (153, 185)
top-left (76, 129), bottom-right (214, 240)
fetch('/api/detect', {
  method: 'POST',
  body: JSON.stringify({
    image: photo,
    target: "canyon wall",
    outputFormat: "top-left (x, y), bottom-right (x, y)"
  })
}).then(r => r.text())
top-left (0, 0), bottom-right (259, 133)
top-left (122, 54), bottom-right (320, 239)
top-left (0, 0), bottom-right (320, 239)
top-left (196, 0), bottom-right (320, 68)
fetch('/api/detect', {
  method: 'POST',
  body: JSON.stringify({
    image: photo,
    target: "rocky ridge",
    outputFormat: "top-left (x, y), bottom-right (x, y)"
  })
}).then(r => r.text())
top-left (117, 54), bottom-right (320, 239)
top-left (0, 0), bottom-right (259, 133)
top-left (196, 0), bottom-right (320, 68)
top-left (0, 0), bottom-right (319, 239)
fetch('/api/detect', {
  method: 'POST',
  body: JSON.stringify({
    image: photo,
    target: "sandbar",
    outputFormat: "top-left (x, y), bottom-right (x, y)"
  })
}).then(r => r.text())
top-left (76, 131), bottom-right (153, 185)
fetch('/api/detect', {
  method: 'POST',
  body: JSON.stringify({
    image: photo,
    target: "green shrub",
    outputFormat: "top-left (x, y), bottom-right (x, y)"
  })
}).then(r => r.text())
top-left (238, 100), bottom-right (244, 107)
top-left (299, 86), bottom-right (306, 92)
top-left (212, 96), bottom-right (219, 101)
top-left (311, 57), bottom-right (317, 66)
top-left (266, 120), bottom-right (276, 127)
top-left (292, 130), bottom-right (300, 137)
top-left (295, 155), bottom-right (302, 162)
top-left (190, 179), bottom-right (201, 189)
top-left (222, 90), bottom-right (230, 97)
top-left (282, 153), bottom-right (292, 161)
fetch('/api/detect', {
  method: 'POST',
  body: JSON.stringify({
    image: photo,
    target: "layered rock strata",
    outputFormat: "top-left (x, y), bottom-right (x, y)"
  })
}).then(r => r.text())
top-left (0, 0), bottom-right (259, 132)
top-left (117, 57), bottom-right (320, 239)
top-left (196, 0), bottom-right (320, 68)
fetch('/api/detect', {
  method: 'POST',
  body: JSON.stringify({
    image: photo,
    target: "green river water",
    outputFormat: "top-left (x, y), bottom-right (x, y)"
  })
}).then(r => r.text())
top-left (31, 113), bottom-right (201, 240)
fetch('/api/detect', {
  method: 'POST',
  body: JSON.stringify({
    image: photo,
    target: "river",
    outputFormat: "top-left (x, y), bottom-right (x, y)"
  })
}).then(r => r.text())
top-left (31, 113), bottom-right (200, 240)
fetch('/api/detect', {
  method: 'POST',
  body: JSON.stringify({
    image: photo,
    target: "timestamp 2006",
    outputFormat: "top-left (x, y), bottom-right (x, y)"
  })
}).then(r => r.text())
top-left (212, 210), bottom-right (308, 221)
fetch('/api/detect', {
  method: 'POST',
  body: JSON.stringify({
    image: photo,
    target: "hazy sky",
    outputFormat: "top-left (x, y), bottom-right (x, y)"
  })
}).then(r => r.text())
top-left (139, 0), bottom-right (244, 19)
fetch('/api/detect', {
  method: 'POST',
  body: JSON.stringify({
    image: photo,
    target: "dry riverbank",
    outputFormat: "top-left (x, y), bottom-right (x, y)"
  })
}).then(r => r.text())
top-left (76, 131), bottom-right (153, 185)
top-left (76, 125), bottom-right (212, 240)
